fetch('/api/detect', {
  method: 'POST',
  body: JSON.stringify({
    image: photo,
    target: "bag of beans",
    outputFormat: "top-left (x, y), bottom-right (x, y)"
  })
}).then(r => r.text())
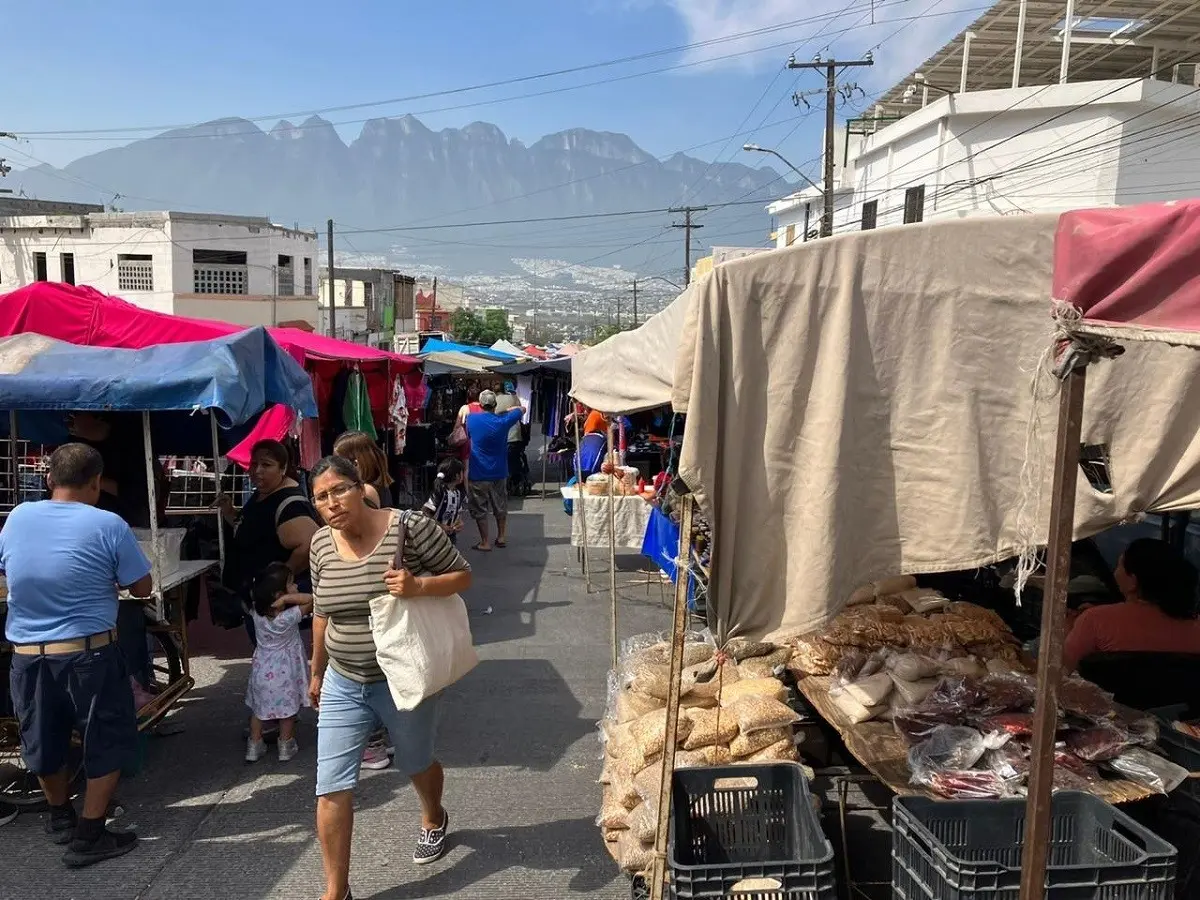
top-left (747, 738), bottom-right (800, 762)
top-left (730, 726), bottom-right (793, 759)
top-left (616, 830), bottom-right (653, 874)
top-left (720, 677), bottom-right (788, 707)
top-left (682, 706), bottom-right (739, 750)
top-left (728, 695), bottom-right (801, 734)
top-left (632, 708), bottom-right (694, 759)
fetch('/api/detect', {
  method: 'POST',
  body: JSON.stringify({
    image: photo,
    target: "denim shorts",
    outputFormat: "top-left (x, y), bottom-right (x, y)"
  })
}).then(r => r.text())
top-left (9, 642), bottom-right (137, 778)
top-left (315, 666), bottom-right (440, 796)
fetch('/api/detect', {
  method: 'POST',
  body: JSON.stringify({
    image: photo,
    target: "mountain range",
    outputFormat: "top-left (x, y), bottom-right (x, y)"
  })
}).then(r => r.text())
top-left (11, 115), bottom-right (789, 274)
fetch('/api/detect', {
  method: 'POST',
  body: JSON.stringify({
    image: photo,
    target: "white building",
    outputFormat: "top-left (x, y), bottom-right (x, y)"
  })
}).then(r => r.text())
top-left (0, 200), bottom-right (320, 328)
top-left (768, 0), bottom-right (1200, 247)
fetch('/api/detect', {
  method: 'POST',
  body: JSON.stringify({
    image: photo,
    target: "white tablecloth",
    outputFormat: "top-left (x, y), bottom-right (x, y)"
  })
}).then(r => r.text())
top-left (564, 489), bottom-right (653, 549)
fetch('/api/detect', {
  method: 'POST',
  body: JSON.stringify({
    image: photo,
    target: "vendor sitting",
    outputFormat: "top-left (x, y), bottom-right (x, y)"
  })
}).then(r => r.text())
top-left (0, 443), bottom-right (151, 866)
top-left (1063, 538), bottom-right (1200, 672)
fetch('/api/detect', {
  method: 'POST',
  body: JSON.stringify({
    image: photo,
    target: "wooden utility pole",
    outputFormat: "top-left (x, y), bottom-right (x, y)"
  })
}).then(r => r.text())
top-left (670, 206), bottom-right (706, 286)
top-left (788, 55), bottom-right (873, 237)
top-left (631, 279), bottom-right (639, 327)
top-left (326, 218), bottom-right (336, 338)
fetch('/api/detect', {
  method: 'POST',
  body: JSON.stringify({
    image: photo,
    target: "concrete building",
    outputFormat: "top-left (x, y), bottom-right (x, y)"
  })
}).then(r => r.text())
top-left (0, 200), bottom-right (319, 327)
top-left (766, 0), bottom-right (1200, 247)
top-left (319, 266), bottom-right (416, 348)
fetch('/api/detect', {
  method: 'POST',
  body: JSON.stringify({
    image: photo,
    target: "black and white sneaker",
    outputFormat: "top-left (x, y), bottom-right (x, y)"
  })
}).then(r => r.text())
top-left (413, 810), bottom-right (448, 865)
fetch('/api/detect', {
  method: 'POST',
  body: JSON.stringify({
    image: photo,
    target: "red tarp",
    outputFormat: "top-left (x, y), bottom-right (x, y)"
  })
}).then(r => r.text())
top-left (0, 283), bottom-right (425, 418)
top-left (1054, 200), bottom-right (1200, 345)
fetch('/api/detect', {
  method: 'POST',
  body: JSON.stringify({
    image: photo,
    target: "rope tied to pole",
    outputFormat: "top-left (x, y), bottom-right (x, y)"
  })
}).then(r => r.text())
top-left (1011, 301), bottom-right (1124, 600)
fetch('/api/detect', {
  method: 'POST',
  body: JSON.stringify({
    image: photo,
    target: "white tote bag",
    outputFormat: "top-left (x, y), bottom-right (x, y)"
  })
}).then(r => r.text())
top-left (368, 514), bottom-right (478, 710)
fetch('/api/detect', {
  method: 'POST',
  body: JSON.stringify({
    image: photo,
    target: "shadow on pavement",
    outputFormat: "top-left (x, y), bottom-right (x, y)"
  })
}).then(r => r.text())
top-left (374, 816), bottom-right (615, 900)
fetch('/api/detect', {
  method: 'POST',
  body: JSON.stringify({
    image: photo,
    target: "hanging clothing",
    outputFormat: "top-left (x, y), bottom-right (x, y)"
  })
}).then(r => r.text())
top-left (516, 376), bottom-right (533, 425)
top-left (342, 369), bottom-right (377, 439)
top-left (299, 416), bottom-right (322, 470)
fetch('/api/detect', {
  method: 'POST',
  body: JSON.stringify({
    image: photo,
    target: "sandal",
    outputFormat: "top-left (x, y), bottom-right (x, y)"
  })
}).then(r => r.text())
top-left (495, 541), bottom-right (507, 548)
top-left (472, 543), bottom-right (492, 552)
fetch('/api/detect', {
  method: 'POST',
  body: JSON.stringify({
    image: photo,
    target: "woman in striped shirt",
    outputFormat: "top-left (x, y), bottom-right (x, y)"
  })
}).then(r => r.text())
top-left (307, 456), bottom-right (471, 900)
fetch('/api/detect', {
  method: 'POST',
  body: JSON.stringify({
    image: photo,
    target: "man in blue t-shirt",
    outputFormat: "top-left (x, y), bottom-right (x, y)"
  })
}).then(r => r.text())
top-left (0, 443), bottom-right (152, 868)
top-left (464, 389), bottom-right (524, 550)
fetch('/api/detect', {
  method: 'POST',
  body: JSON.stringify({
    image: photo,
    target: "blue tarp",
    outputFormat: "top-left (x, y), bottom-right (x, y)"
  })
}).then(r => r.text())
top-left (419, 338), bottom-right (517, 361)
top-left (0, 329), bottom-right (317, 425)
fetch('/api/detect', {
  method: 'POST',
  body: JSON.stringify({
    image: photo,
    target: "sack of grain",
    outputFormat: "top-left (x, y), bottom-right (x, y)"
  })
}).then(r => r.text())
top-left (632, 708), bottom-right (695, 759)
top-left (729, 695), bottom-right (801, 734)
top-left (730, 726), bottom-right (793, 759)
top-left (597, 789), bottom-right (631, 830)
top-left (720, 677), bottom-right (788, 707)
top-left (616, 830), bottom-right (654, 874)
top-left (748, 738), bottom-right (800, 762)
top-left (843, 672), bottom-right (893, 707)
top-left (690, 659), bottom-right (741, 699)
top-left (832, 691), bottom-right (885, 724)
top-left (788, 634), bottom-right (840, 676)
top-left (682, 706), bottom-right (739, 750)
top-left (627, 802), bottom-right (657, 844)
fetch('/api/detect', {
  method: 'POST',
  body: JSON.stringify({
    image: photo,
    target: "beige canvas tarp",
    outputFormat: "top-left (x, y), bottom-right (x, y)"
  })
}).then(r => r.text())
top-left (571, 280), bottom-right (702, 415)
top-left (672, 214), bottom-right (1200, 641)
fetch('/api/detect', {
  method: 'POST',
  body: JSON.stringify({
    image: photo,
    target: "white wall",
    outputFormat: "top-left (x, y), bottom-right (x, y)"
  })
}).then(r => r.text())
top-left (0, 219), bottom-right (176, 313)
top-left (771, 192), bottom-right (858, 248)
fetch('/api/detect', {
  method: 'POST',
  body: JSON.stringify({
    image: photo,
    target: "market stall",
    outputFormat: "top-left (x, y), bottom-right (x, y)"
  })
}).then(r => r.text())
top-left (0, 282), bottom-right (424, 488)
top-left (0, 327), bottom-right (315, 799)
top-left (575, 207), bottom-right (1200, 898)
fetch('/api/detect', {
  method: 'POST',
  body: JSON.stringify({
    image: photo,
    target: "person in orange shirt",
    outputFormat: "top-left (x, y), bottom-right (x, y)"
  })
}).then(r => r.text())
top-left (583, 408), bottom-right (608, 435)
top-left (1063, 538), bottom-right (1200, 672)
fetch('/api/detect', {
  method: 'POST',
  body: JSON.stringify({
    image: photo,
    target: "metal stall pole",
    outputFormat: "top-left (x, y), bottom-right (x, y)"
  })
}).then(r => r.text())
top-left (141, 411), bottom-right (164, 623)
top-left (1019, 361), bottom-right (1088, 900)
top-left (8, 411), bottom-right (17, 507)
top-left (210, 412), bottom-right (225, 571)
top-left (648, 491), bottom-right (694, 900)
top-left (572, 408), bottom-right (591, 588)
top-left (540, 378), bottom-right (550, 500)
top-left (607, 422), bottom-right (618, 669)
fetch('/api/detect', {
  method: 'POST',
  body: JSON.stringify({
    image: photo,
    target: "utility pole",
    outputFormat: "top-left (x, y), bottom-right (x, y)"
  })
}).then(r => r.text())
top-left (670, 206), bottom-right (706, 286)
top-left (326, 219), bottom-right (336, 338)
top-left (788, 54), bottom-right (873, 238)
top-left (631, 279), bottom-right (639, 328)
top-left (0, 132), bottom-right (16, 195)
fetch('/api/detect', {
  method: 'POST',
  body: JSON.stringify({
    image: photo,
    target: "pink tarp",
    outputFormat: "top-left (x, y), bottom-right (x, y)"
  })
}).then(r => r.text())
top-left (0, 283), bottom-right (427, 461)
top-left (1054, 200), bottom-right (1200, 346)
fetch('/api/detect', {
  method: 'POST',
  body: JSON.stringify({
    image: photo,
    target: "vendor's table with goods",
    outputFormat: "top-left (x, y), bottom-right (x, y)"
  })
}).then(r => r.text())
top-left (562, 486), bottom-right (655, 550)
top-left (594, 578), bottom-right (1200, 899)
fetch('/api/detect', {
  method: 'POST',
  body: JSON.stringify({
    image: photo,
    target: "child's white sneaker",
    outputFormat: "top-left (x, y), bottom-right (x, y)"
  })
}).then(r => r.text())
top-left (278, 738), bottom-right (299, 762)
top-left (245, 739), bottom-right (268, 763)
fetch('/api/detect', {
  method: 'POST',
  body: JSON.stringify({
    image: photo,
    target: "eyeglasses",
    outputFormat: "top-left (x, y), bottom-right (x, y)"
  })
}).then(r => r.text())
top-left (313, 482), bottom-right (358, 506)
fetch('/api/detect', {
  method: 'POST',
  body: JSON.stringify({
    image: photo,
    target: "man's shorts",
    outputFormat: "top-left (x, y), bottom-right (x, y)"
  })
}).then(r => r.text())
top-left (467, 479), bottom-right (507, 520)
top-left (9, 642), bottom-right (137, 777)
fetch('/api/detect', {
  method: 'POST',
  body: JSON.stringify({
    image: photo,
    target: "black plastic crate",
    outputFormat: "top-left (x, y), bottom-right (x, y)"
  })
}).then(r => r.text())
top-left (893, 792), bottom-right (1176, 899)
top-left (669, 763), bottom-right (835, 899)
top-left (1157, 720), bottom-right (1200, 811)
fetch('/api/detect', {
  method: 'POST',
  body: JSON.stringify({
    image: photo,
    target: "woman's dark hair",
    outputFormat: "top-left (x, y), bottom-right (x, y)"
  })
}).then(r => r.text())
top-left (466, 385), bottom-right (481, 404)
top-left (251, 439), bottom-right (298, 480)
top-left (333, 431), bottom-right (394, 489)
top-left (251, 562), bottom-right (292, 617)
top-left (428, 458), bottom-right (464, 513)
top-left (1122, 538), bottom-right (1199, 619)
top-left (310, 454), bottom-right (364, 487)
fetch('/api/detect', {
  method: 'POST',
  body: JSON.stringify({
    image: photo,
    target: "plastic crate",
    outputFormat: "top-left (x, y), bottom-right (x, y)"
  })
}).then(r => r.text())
top-left (1156, 720), bottom-right (1200, 820)
top-left (669, 763), bottom-right (835, 899)
top-left (893, 792), bottom-right (1177, 900)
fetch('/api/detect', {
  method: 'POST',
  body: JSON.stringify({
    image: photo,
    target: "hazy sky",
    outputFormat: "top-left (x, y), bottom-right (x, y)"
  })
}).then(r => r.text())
top-left (4, 0), bottom-right (980, 176)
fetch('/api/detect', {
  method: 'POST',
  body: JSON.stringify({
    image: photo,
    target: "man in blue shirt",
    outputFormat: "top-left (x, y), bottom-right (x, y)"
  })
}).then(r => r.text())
top-left (0, 443), bottom-right (152, 868)
top-left (465, 389), bottom-right (524, 551)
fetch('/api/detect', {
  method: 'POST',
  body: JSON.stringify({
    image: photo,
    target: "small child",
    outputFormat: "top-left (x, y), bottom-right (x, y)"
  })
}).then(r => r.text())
top-left (245, 562), bottom-right (312, 763)
top-left (423, 458), bottom-right (466, 543)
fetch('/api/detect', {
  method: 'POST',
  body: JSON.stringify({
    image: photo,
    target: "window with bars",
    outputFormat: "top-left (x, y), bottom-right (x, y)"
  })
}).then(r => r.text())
top-left (903, 186), bottom-right (926, 224)
top-left (34, 252), bottom-right (47, 282)
top-left (303, 257), bottom-right (313, 294)
top-left (192, 248), bottom-right (248, 294)
top-left (118, 254), bottom-right (154, 291)
top-left (277, 254), bottom-right (294, 296)
top-left (61, 253), bottom-right (76, 285)
top-left (861, 200), bottom-right (878, 230)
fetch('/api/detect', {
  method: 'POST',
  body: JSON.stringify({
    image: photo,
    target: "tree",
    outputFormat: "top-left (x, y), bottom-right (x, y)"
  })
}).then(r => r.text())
top-left (449, 308), bottom-right (512, 345)
top-left (588, 323), bottom-right (624, 345)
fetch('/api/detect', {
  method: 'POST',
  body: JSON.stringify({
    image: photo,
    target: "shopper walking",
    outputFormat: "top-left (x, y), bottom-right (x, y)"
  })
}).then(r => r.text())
top-left (0, 443), bottom-right (151, 867)
top-left (308, 455), bottom-right (472, 900)
top-left (464, 389), bottom-right (524, 551)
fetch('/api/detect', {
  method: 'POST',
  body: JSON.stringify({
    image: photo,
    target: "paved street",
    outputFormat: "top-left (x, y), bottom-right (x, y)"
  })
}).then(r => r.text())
top-left (3, 497), bottom-right (668, 899)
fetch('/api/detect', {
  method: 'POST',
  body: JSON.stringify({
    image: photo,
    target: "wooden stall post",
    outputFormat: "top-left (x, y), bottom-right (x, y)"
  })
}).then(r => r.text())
top-left (1019, 364), bottom-right (1088, 900)
top-left (607, 422), bottom-right (618, 669)
top-left (649, 491), bottom-right (694, 900)
top-left (142, 411), bottom-right (164, 622)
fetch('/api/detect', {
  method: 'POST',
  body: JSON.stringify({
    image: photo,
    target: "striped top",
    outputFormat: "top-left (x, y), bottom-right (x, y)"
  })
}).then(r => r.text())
top-left (311, 510), bottom-right (470, 683)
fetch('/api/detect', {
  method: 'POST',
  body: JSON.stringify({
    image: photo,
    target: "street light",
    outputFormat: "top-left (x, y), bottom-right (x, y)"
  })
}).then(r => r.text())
top-left (743, 143), bottom-right (822, 192)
